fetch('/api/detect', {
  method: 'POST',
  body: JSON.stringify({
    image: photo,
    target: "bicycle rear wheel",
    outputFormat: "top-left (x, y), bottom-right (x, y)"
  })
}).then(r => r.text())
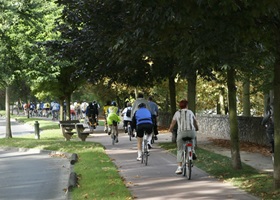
top-left (144, 140), bottom-right (148, 166)
top-left (128, 126), bottom-right (132, 141)
top-left (112, 127), bottom-right (116, 145)
top-left (186, 151), bottom-right (192, 180)
top-left (182, 149), bottom-right (187, 176)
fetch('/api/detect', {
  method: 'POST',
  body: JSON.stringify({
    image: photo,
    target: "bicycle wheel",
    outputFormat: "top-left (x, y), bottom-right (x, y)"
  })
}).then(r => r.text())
top-left (128, 126), bottom-right (132, 141)
top-left (182, 148), bottom-right (187, 176)
top-left (112, 128), bottom-right (115, 145)
top-left (186, 149), bottom-right (192, 180)
top-left (144, 140), bottom-right (148, 166)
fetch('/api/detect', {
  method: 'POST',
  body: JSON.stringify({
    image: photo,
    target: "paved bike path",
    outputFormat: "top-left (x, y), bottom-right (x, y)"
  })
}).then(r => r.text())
top-left (87, 129), bottom-right (259, 200)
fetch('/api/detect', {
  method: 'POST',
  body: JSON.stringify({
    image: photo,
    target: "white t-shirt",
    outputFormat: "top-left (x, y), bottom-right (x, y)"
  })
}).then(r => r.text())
top-left (122, 107), bottom-right (132, 121)
top-left (172, 109), bottom-right (196, 132)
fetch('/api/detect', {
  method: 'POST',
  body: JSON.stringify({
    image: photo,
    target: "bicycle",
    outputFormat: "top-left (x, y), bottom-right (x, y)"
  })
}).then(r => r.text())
top-left (141, 131), bottom-right (149, 166)
top-left (182, 136), bottom-right (194, 180)
top-left (111, 121), bottom-right (118, 145)
top-left (127, 121), bottom-right (133, 141)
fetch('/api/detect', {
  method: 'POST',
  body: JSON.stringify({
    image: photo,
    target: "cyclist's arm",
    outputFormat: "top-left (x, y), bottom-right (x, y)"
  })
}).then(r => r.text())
top-left (168, 119), bottom-right (177, 132)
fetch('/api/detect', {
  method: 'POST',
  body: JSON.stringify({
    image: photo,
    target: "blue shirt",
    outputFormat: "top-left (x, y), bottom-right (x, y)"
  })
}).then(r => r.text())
top-left (135, 108), bottom-right (153, 125)
top-left (148, 101), bottom-right (158, 116)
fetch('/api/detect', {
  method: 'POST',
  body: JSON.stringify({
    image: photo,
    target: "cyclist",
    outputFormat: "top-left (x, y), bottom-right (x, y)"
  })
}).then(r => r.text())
top-left (103, 100), bottom-right (111, 133)
top-left (132, 103), bottom-right (153, 161)
top-left (131, 93), bottom-right (151, 117)
top-left (86, 102), bottom-right (98, 129)
top-left (51, 101), bottom-right (60, 120)
top-left (148, 96), bottom-right (159, 141)
top-left (168, 99), bottom-right (199, 174)
top-left (261, 101), bottom-right (274, 154)
top-left (107, 101), bottom-right (121, 142)
top-left (121, 102), bottom-right (133, 135)
top-left (131, 93), bottom-right (152, 144)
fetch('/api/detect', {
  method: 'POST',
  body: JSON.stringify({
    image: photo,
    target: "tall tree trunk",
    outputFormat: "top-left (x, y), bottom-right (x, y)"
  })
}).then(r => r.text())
top-left (66, 95), bottom-right (71, 120)
top-left (187, 70), bottom-right (197, 114)
top-left (59, 98), bottom-right (64, 121)
top-left (274, 62), bottom-right (280, 189)
top-left (5, 86), bottom-right (12, 138)
top-left (227, 67), bottom-right (242, 169)
top-left (218, 88), bottom-right (226, 114)
top-left (168, 75), bottom-right (176, 115)
top-left (242, 76), bottom-right (250, 116)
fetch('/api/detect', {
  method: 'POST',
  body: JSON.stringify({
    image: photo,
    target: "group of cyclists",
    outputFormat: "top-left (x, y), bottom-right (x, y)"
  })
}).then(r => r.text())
top-left (103, 93), bottom-right (159, 160)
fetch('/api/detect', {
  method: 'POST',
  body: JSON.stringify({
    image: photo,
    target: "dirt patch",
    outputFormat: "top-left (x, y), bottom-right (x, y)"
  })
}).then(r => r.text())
top-left (207, 138), bottom-right (271, 157)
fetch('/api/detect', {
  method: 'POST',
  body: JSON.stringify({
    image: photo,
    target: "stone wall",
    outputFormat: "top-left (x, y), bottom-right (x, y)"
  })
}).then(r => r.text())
top-left (158, 112), bottom-right (269, 146)
top-left (197, 115), bottom-right (268, 145)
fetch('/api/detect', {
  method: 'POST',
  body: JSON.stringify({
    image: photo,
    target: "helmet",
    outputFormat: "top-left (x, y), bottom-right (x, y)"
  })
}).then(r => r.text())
top-left (138, 103), bottom-right (146, 108)
top-left (111, 101), bottom-right (117, 106)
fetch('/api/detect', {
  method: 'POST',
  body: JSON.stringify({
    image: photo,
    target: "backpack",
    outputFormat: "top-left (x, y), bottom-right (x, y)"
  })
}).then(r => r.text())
top-left (87, 105), bottom-right (97, 117)
top-left (126, 107), bottom-right (132, 117)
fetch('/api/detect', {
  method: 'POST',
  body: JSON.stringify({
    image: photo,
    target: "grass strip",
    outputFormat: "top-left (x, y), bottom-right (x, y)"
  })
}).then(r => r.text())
top-left (158, 142), bottom-right (280, 200)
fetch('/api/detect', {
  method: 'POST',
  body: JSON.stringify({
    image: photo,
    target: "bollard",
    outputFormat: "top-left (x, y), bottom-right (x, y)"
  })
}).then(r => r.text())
top-left (34, 121), bottom-right (40, 139)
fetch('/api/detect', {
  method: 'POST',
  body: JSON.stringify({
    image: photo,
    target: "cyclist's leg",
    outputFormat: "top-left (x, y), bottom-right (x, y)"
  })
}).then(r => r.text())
top-left (113, 121), bottom-right (118, 142)
top-left (152, 115), bottom-right (159, 139)
top-left (145, 124), bottom-right (153, 149)
top-left (123, 120), bottom-right (128, 133)
top-left (175, 131), bottom-right (185, 174)
top-left (136, 124), bottom-right (144, 160)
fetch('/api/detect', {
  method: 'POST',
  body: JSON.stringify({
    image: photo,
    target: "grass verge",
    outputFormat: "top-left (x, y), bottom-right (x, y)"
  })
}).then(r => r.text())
top-left (0, 116), bottom-right (132, 200)
top-left (159, 142), bottom-right (280, 200)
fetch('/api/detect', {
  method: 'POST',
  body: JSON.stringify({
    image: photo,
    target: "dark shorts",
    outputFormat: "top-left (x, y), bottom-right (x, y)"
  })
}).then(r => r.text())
top-left (136, 123), bottom-right (153, 138)
top-left (123, 120), bottom-right (132, 127)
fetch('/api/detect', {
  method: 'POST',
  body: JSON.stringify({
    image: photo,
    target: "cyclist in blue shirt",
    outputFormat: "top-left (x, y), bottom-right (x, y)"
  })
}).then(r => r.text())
top-left (132, 103), bottom-right (153, 161)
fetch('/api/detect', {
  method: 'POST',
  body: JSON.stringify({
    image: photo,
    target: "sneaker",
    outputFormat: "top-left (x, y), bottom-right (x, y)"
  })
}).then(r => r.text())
top-left (148, 144), bottom-right (152, 149)
top-left (175, 166), bottom-right (182, 174)
top-left (137, 156), bottom-right (141, 161)
top-left (154, 135), bottom-right (158, 140)
top-left (193, 153), bottom-right (197, 160)
top-left (124, 127), bottom-right (128, 133)
top-left (115, 137), bottom-right (119, 143)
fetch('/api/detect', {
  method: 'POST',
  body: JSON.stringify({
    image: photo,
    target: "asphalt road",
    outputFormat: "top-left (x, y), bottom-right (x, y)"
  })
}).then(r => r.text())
top-left (0, 117), bottom-right (71, 200)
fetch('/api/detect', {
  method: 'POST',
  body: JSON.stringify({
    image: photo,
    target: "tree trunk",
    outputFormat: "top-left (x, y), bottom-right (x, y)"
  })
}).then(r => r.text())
top-left (242, 76), bottom-right (250, 116)
top-left (168, 75), bottom-right (176, 115)
top-left (227, 67), bottom-right (242, 169)
top-left (66, 95), bottom-right (71, 120)
top-left (274, 62), bottom-right (280, 189)
top-left (187, 70), bottom-right (197, 114)
top-left (5, 86), bottom-right (12, 138)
